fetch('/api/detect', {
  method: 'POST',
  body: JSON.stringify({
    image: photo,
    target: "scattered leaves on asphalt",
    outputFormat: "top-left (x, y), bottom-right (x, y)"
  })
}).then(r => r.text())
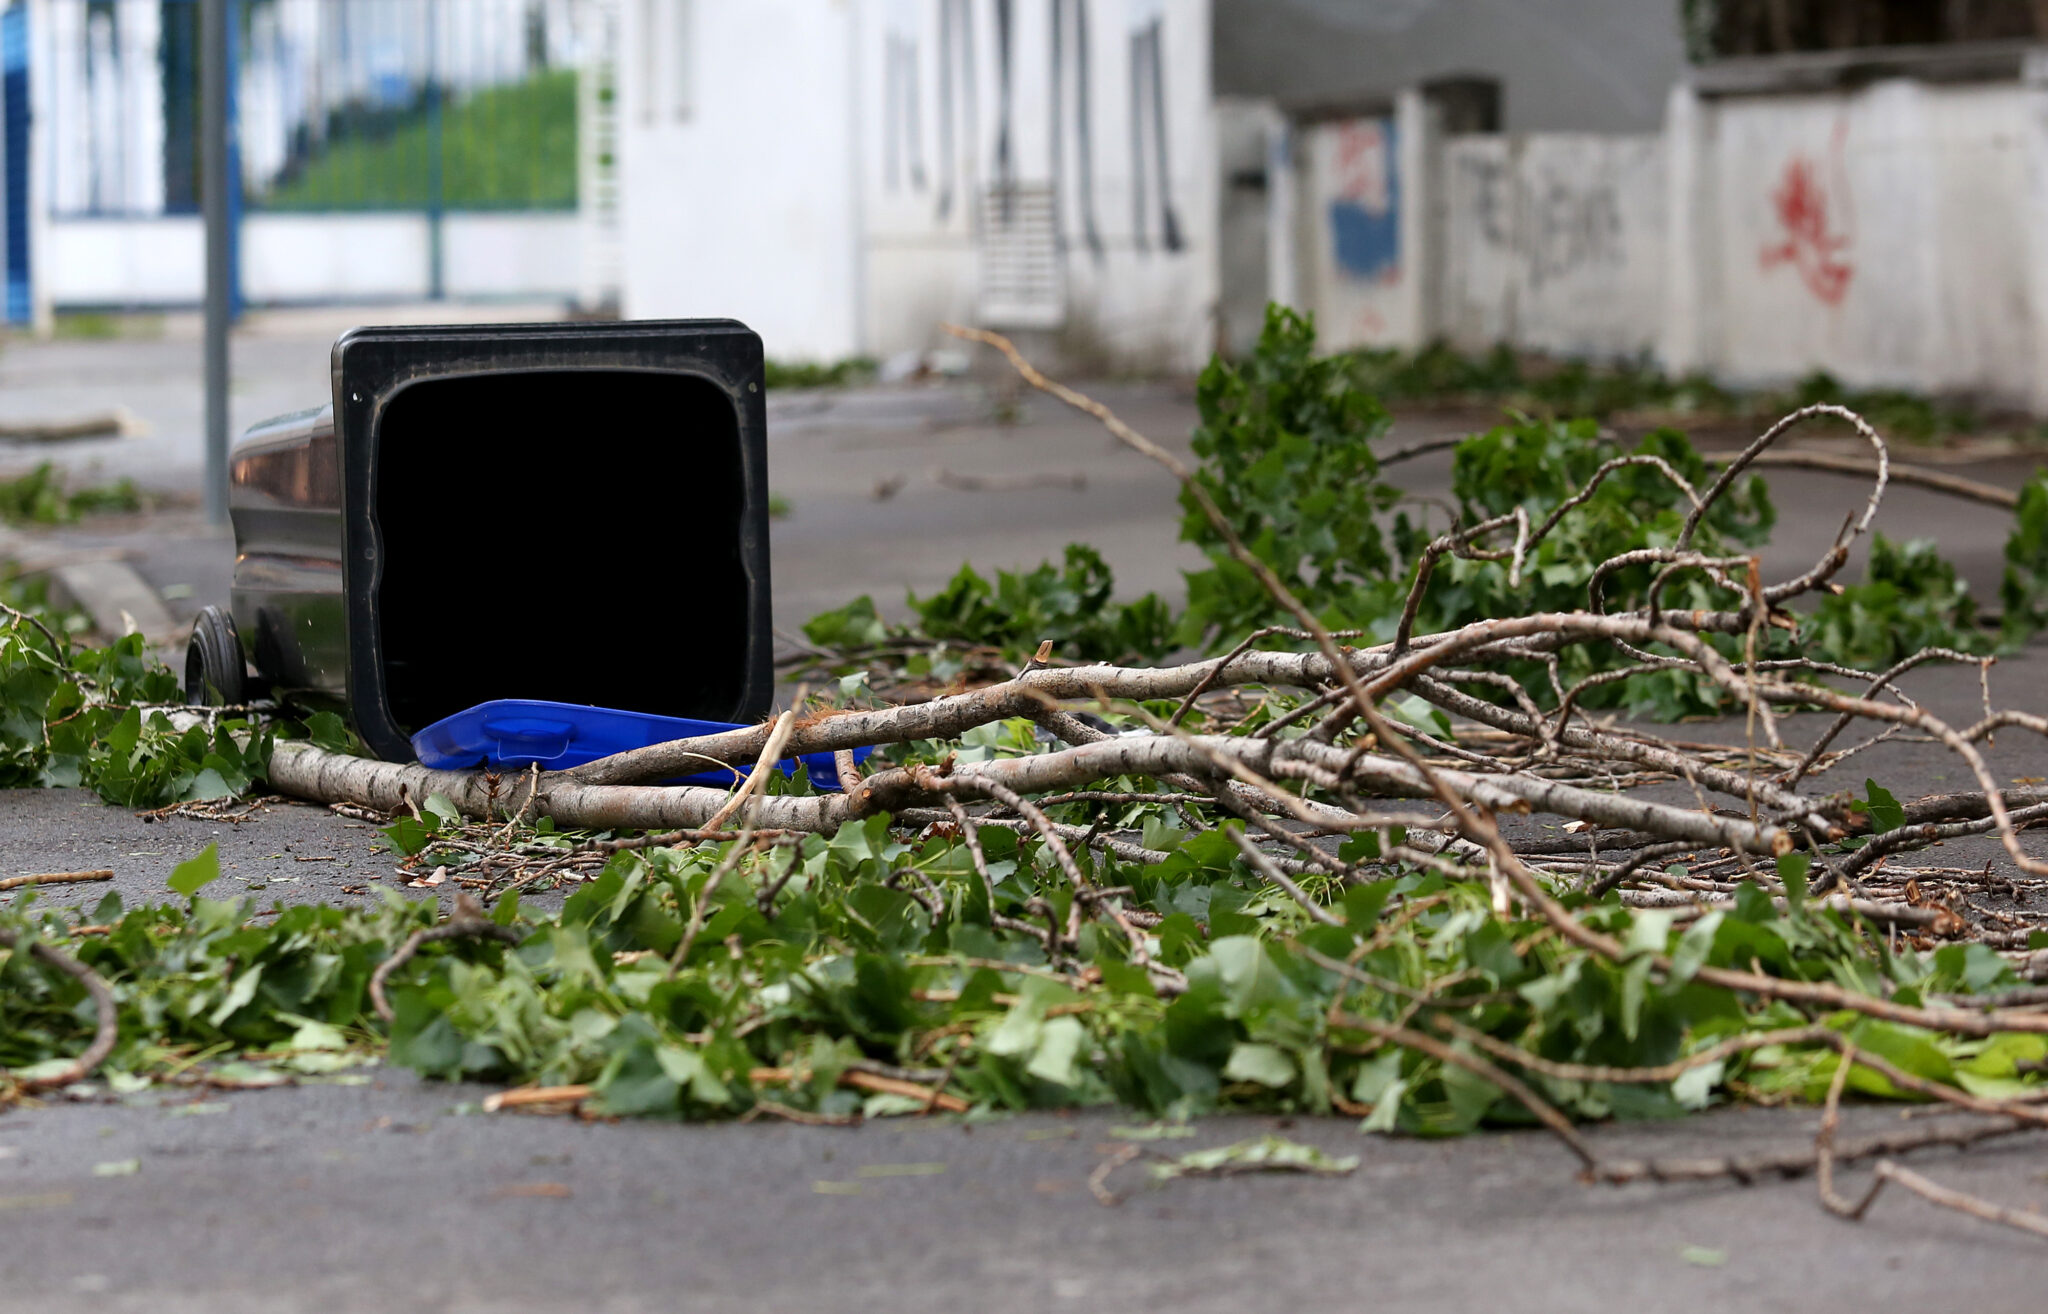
top-left (1147, 1137), bottom-right (1360, 1183)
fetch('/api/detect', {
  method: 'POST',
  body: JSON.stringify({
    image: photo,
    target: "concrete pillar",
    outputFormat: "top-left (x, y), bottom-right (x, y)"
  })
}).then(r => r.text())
top-left (1659, 77), bottom-right (1707, 379)
top-left (1395, 84), bottom-right (1438, 348)
top-left (2022, 49), bottom-right (2048, 415)
top-left (1264, 115), bottom-right (1297, 311)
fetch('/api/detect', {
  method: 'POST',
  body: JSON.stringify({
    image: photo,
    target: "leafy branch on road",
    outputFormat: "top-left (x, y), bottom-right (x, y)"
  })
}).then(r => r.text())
top-left (1346, 338), bottom-right (1998, 444)
top-left (798, 311), bottom-right (2042, 720)
top-left (0, 602), bottom-right (270, 806)
top-left (8, 311), bottom-right (2048, 1241)
top-left (0, 462), bottom-right (144, 526)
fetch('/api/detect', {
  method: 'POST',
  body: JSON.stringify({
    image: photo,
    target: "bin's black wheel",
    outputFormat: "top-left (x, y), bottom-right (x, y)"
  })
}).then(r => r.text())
top-left (184, 606), bottom-right (246, 707)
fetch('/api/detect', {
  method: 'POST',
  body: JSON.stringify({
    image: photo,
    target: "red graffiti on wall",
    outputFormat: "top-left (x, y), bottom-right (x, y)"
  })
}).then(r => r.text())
top-left (1759, 136), bottom-right (1854, 306)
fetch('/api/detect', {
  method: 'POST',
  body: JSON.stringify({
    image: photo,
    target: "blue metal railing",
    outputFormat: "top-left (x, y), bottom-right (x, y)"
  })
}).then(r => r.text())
top-left (3, 3), bottom-right (30, 323)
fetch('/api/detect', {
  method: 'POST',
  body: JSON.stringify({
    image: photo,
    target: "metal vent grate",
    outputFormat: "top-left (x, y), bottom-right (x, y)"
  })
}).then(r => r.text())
top-left (976, 182), bottom-right (1066, 329)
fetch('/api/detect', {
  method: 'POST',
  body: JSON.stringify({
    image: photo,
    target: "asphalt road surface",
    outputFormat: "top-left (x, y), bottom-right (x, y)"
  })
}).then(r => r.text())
top-left (3, 1087), bottom-right (2044, 1314)
top-left (5, 324), bottom-right (2048, 1309)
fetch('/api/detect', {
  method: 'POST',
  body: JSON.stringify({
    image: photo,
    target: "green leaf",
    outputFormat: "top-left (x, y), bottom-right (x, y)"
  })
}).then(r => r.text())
top-left (1025, 1016), bottom-right (1087, 1088)
top-left (1148, 1136), bottom-right (1358, 1182)
top-left (1961, 1033), bottom-right (2048, 1079)
top-left (854, 1162), bottom-right (948, 1178)
top-left (1222, 1042), bottom-right (1298, 1089)
top-left (209, 965), bottom-right (265, 1027)
top-left (386, 993), bottom-right (465, 1076)
top-left (1862, 780), bottom-right (1905, 834)
top-left (167, 843), bottom-right (222, 897)
top-left (802, 595), bottom-right (889, 649)
top-left (654, 1044), bottom-right (733, 1106)
top-left (1361, 1081), bottom-right (1409, 1133)
top-left (183, 767), bottom-right (235, 802)
top-left (1671, 1060), bottom-right (1724, 1110)
top-left (591, 1038), bottom-right (682, 1117)
top-left (1341, 878), bottom-right (1395, 929)
top-left (1777, 852), bottom-right (1810, 912)
top-left (1620, 956), bottom-right (1654, 1041)
top-left (1108, 1122), bottom-right (1196, 1141)
top-left (305, 711), bottom-right (354, 753)
top-left (1668, 912), bottom-right (1722, 985)
top-left (382, 814), bottom-right (437, 857)
top-left (285, 1017), bottom-right (349, 1052)
top-left (1932, 943), bottom-right (2017, 995)
top-left (1623, 908), bottom-right (1676, 959)
top-left (1465, 917), bottom-right (1524, 980)
top-left (206, 1062), bottom-right (290, 1088)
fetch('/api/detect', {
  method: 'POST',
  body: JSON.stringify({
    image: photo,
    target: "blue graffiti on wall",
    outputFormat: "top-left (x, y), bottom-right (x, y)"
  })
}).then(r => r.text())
top-left (1326, 117), bottom-right (1399, 282)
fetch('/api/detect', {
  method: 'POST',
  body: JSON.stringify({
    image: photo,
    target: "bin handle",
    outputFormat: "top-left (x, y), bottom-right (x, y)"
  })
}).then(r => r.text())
top-left (481, 714), bottom-right (576, 763)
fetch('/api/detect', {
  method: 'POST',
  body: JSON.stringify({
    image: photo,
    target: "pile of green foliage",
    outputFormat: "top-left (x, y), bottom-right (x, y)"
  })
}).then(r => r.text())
top-left (897, 544), bottom-right (1172, 664)
top-left (6, 819), bottom-right (2042, 1122)
top-left (0, 596), bottom-right (270, 806)
top-left (0, 462), bottom-right (144, 526)
top-left (763, 357), bottom-right (878, 390)
top-left (5, 305), bottom-right (2048, 1132)
top-left (1348, 340), bottom-right (1736, 421)
top-left (1345, 339), bottom-right (1990, 441)
top-left (812, 308), bottom-right (2037, 719)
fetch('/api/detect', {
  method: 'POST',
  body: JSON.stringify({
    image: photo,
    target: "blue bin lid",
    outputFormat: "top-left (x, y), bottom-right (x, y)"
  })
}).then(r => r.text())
top-left (410, 699), bottom-right (867, 791)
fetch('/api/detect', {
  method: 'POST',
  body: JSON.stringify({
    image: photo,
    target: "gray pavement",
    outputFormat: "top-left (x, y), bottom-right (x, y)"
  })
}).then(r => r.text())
top-left (6, 323), bottom-right (2048, 1309)
top-left (1, 787), bottom-right (405, 911)
top-left (2, 1086), bottom-right (2043, 1314)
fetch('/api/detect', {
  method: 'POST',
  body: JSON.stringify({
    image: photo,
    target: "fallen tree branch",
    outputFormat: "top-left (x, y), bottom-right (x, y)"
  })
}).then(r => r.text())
top-left (1699, 448), bottom-right (2018, 509)
top-left (225, 339), bottom-right (2048, 1246)
top-left (272, 727), bottom-right (1797, 856)
top-left (0, 869), bottom-right (114, 893)
top-left (0, 926), bottom-right (119, 1092)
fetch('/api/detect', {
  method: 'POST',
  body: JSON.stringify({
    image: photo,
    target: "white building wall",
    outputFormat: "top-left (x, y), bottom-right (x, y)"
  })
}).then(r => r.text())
top-left (1283, 64), bottom-right (2048, 411)
top-left (854, 0), bottom-right (1216, 370)
top-left (615, 0), bottom-right (861, 362)
top-left (1053, 0), bottom-right (1217, 371)
top-left (1688, 79), bottom-right (2037, 402)
top-left (613, 0), bottom-right (1216, 371)
top-left (1440, 132), bottom-right (1665, 360)
top-left (855, 0), bottom-right (976, 360)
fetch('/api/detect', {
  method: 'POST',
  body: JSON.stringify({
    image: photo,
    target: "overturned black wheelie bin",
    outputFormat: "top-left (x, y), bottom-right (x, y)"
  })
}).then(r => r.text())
top-left (190, 319), bottom-right (775, 766)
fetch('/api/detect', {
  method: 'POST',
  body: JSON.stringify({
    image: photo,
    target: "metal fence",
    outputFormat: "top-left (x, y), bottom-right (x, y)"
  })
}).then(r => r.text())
top-left (46, 0), bottom-right (583, 219)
